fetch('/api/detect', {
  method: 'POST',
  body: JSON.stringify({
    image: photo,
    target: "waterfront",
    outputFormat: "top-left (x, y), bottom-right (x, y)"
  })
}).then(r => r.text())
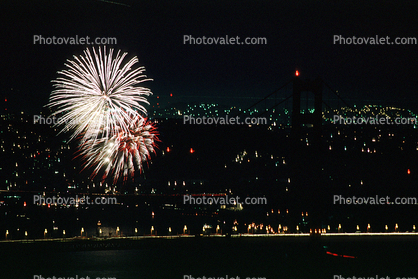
top-left (2, 236), bottom-right (418, 279)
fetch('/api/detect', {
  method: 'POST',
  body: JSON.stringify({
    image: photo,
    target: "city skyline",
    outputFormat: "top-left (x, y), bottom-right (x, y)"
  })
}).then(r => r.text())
top-left (2, 1), bottom-right (418, 278)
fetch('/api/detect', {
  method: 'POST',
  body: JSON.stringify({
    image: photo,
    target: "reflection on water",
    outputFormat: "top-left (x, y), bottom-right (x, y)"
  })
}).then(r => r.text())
top-left (3, 237), bottom-right (418, 279)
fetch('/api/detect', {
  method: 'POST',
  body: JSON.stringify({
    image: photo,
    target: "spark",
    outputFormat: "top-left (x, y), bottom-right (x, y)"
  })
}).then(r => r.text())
top-left (76, 116), bottom-right (159, 183)
top-left (47, 46), bottom-right (152, 143)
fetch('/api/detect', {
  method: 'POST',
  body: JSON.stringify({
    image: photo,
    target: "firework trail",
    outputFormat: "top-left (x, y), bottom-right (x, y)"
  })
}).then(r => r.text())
top-left (98, 0), bottom-right (131, 7)
top-left (76, 116), bottom-right (159, 183)
top-left (47, 46), bottom-right (152, 143)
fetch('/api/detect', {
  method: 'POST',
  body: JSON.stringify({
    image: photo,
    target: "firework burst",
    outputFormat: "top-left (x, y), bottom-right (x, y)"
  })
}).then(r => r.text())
top-left (47, 46), bottom-right (152, 143)
top-left (48, 47), bottom-right (159, 183)
top-left (76, 116), bottom-right (159, 183)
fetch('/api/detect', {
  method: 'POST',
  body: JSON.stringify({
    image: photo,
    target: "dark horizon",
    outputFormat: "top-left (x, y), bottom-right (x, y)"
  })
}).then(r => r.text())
top-left (1, 0), bottom-right (418, 113)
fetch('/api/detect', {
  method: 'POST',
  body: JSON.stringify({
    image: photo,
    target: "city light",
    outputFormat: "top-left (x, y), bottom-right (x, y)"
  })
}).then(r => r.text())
top-left (2, 4), bottom-right (418, 277)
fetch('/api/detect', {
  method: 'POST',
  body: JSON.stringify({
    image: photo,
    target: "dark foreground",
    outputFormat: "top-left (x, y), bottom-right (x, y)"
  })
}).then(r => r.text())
top-left (2, 236), bottom-right (418, 279)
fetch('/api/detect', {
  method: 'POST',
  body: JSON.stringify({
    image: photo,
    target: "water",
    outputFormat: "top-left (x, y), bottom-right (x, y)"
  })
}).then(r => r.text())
top-left (2, 236), bottom-right (418, 279)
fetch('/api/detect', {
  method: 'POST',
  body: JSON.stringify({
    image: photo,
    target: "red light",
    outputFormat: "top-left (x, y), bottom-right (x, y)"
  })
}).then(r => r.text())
top-left (23, 202), bottom-right (26, 207)
top-left (4, 98), bottom-right (7, 102)
top-left (190, 148), bottom-right (195, 154)
top-left (408, 169), bottom-right (411, 174)
top-left (295, 70), bottom-right (299, 76)
top-left (166, 147), bottom-right (170, 152)
top-left (326, 251), bottom-right (356, 258)
top-left (170, 93), bottom-right (173, 97)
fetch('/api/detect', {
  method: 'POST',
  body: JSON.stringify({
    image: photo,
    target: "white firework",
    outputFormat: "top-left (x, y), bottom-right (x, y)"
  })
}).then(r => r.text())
top-left (47, 46), bottom-right (152, 143)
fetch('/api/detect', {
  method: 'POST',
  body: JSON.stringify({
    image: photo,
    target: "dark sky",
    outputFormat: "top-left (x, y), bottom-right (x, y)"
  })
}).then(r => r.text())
top-left (1, 0), bottom-right (418, 113)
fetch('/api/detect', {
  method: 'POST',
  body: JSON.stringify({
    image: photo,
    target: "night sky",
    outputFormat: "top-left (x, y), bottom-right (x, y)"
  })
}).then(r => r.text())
top-left (1, 0), bottom-right (418, 113)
